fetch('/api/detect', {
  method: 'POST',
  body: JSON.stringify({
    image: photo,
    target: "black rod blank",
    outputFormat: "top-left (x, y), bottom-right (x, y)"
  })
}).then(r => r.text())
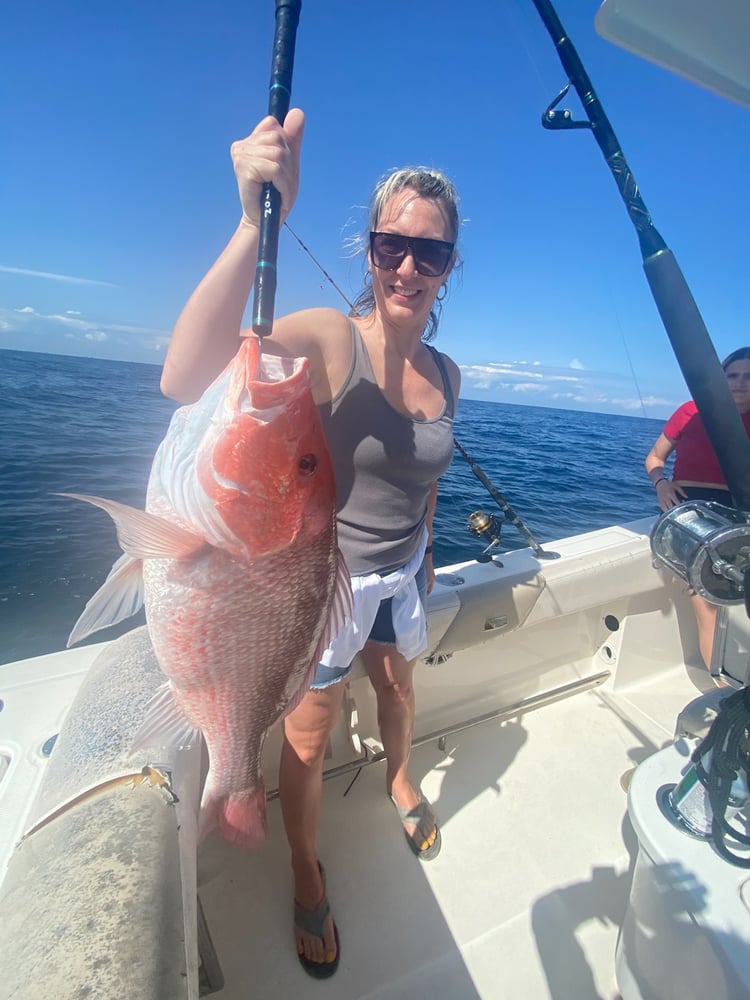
top-left (251, 0), bottom-right (302, 338)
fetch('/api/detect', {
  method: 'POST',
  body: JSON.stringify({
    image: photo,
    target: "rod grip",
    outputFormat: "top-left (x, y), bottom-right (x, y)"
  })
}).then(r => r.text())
top-left (251, 0), bottom-right (302, 337)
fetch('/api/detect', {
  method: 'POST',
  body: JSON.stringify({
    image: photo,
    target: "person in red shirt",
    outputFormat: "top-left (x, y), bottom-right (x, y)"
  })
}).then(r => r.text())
top-left (644, 347), bottom-right (750, 669)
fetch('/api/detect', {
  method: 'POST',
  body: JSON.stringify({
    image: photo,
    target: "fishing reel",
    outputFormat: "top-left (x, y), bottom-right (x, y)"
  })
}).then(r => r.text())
top-left (651, 501), bottom-right (750, 611)
top-left (467, 509), bottom-right (504, 564)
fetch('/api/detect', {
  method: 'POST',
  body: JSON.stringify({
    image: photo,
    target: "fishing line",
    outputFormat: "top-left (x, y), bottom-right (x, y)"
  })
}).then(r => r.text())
top-left (507, 0), bottom-right (560, 107)
top-left (284, 222), bottom-right (354, 310)
top-left (619, 327), bottom-right (648, 419)
top-left (607, 288), bottom-right (649, 419)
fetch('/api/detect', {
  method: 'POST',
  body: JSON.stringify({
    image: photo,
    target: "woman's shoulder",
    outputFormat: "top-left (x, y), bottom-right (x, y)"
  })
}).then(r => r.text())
top-left (664, 399), bottom-right (699, 436)
top-left (668, 399), bottom-right (698, 421)
top-left (432, 348), bottom-right (461, 398)
top-left (258, 306), bottom-right (352, 356)
top-left (273, 306), bottom-right (351, 336)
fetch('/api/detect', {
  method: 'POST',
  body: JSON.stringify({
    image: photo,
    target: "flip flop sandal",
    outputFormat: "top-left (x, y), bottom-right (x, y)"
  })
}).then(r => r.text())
top-left (390, 792), bottom-right (442, 861)
top-left (293, 863), bottom-right (340, 979)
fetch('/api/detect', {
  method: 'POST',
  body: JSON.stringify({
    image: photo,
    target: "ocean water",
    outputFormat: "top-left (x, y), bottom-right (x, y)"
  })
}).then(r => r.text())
top-left (0, 348), bottom-right (664, 665)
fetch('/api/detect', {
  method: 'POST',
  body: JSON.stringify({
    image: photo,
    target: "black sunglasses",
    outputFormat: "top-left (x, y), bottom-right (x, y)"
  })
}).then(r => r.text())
top-left (369, 231), bottom-right (455, 277)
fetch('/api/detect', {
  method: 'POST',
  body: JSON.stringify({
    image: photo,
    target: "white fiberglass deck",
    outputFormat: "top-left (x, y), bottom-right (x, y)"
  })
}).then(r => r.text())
top-left (197, 661), bottom-right (709, 1000)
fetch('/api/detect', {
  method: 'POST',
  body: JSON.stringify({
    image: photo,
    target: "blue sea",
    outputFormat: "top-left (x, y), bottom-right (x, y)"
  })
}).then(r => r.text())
top-left (0, 348), bottom-right (664, 665)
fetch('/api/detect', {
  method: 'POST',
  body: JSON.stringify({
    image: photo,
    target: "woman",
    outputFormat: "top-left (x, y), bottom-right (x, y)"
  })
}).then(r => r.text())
top-left (161, 108), bottom-right (461, 978)
top-left (644, 347), bottom-right (750, 669)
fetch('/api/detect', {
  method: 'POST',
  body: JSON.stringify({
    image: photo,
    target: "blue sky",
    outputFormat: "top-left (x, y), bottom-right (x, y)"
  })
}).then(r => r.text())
top-left (2, 1), bottom-right (748, 418)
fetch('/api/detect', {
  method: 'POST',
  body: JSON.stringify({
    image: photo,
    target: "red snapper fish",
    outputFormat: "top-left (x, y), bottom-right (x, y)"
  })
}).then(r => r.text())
top-left (64, 337), bottom-right (351, 848)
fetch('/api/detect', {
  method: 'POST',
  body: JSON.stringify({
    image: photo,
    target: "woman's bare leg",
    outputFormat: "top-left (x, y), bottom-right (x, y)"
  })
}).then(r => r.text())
top-left (361, 641), bottom-right (438, 850)
top-left (280, 683), bottom-right (346, 965)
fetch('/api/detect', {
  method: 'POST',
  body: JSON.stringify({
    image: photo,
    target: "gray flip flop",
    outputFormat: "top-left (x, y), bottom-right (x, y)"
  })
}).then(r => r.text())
top-left (390, 792), bottom-right (442, 861)
top-left (294, 862), bottom-right (340, 979)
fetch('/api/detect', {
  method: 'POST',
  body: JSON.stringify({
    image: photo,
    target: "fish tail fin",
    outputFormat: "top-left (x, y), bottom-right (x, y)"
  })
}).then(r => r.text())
top-left (200, 785), bottom-right (267, 850)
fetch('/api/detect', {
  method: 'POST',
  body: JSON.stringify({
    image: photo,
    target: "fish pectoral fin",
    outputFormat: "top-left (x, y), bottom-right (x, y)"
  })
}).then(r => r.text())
top-left (57, 493), bottom-right (205, 560)
top-left (67, 553), bottom-right (145, 646)
top-left (305, 548), bottom-right (353, 670)
top-left (321, 548), bottom-right (354, 653)
top-left (130, 682), bottom-right (203, 756)
top-left (277, 550), bottom-right (354, 723)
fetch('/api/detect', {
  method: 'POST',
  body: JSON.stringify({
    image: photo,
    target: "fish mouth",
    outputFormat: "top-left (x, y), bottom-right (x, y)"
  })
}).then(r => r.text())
top-left (235, 340), bottom-right (309, 420)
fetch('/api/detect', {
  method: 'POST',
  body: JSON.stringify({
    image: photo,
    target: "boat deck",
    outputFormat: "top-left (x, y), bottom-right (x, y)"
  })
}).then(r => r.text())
top-left (197, 662), bottom-right (708, 1000)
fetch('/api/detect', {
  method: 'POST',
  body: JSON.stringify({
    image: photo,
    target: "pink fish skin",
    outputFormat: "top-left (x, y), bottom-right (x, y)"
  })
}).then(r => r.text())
top-left (65, 337), bottom-right (351, 849)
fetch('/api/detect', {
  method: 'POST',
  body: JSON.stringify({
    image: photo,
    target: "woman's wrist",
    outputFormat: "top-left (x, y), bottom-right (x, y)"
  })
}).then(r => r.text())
top-left (653, 477), bottom-right (667, 488)
top-left (425, 544), bottom-right (433, 555)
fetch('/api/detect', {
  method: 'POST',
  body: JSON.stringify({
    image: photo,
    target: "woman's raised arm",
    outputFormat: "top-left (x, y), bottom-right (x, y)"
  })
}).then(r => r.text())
top-left (161, 110), bottom-right (305, 403)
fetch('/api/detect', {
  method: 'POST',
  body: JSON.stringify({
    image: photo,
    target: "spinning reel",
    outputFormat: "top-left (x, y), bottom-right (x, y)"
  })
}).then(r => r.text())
top-left (467, 509), bottom-right (505, 564)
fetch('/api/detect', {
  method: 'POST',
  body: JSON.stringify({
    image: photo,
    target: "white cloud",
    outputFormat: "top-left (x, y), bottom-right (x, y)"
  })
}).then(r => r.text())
top-left (0, 264), bottom-right (115, 287)
top-left (458, 357), bottom-right (679, 417)
top-left (512, 383), bottom-right (548, 394)
top-left (459, 361), bottom-right (583, 388)
top-left (0, 304), bottom-right (169, 361)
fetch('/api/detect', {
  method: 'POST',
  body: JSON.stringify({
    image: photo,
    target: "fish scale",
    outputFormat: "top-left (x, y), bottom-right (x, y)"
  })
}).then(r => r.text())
top-left (143, 526), bottom-right (339, 847)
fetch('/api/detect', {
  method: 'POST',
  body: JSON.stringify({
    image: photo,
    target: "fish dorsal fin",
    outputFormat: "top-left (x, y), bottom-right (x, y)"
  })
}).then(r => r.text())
top-left (57, 493), bottom-right (205, 559)
top-left (130, 682), bottom-right (202, 756)
top-left (67, 553), bottom-right (145, 647)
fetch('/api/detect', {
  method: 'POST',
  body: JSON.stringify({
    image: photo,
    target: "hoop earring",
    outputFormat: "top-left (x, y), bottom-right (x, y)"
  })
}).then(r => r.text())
top-left (436, 283), bottom-right (448, 302)
top-left (365, 270), bottom-right (373, 287)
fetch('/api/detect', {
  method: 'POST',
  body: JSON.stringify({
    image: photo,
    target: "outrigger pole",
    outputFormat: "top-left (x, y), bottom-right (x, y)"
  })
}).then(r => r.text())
top-left (529, 0), bottom-right (750, 510)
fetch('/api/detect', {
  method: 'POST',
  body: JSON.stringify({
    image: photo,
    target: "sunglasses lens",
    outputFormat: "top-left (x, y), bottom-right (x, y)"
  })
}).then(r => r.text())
top-left (371, 233), bottom-right (408, 270)
top-left (415, 243), bottom-right (452, 276)
top-left (370, 233), bottom-right (454, 277)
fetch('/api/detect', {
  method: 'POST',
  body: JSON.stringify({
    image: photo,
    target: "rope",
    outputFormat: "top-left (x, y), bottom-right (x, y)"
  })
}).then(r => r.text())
top-left (692, 686), bottom-right (750, 866)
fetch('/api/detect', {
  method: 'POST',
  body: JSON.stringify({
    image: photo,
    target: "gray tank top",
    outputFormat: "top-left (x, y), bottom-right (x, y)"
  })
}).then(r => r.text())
top-left (320, 322), bottom-right (456, 575)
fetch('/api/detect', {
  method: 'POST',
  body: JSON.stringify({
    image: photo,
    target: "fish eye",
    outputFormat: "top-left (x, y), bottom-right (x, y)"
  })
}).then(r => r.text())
top-left (298, 454), bottom-right (318, 476)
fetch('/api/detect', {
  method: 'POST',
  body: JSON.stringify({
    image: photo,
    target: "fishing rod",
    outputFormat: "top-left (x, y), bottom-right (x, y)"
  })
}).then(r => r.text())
top-left (529, 0), bottom-right (750, 511)
top-left (454, 438), bottom-right (557, 560)
top-left (251, 0), bottom-right (302, 338)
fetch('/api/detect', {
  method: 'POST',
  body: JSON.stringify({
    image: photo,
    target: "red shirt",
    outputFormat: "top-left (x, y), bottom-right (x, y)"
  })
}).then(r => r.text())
top-left (663, 401), bottom-right (750, 483)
